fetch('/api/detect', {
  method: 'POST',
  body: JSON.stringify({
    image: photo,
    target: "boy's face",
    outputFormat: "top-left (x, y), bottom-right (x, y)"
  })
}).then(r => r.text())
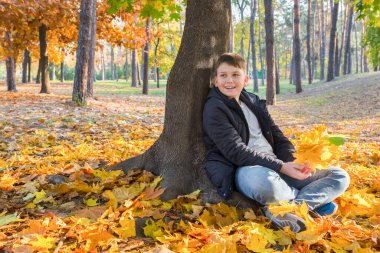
top-left (214, 63), bottom-right (248, 101)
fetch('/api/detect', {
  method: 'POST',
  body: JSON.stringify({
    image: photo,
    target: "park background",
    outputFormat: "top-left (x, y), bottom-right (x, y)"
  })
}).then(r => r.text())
top-left (0, 0), bottom-right (379, 252)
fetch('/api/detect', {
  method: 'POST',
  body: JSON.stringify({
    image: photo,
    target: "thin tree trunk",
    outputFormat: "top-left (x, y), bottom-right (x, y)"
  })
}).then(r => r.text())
top-left (360, 22), bottom-right (364, 73)
top-left (246, 37), bottom-right (251, 74)
top-left (156, 67), bottom-right (160, 88)
top-left (257, 0), bottom-right (265, 86)
top-left (306, 0), bottom-right (312, 84)
top-left (72, 0), bottom-right (94, 105)
top-left (22, 49), bottom-right (29, 83)
top-left (60, 62), bottom-right (65, 82)
top-left (36, 59), bottom-right (41, 84)
top-left (125, 49), bottom-right (129, 81)
top-left (264, 0), bottom-right (276, 103)
top-left (27, 54), bottom-right (31, 82)
top-left (131, 48), bottom-right (138, 87)
top-left (154, 38), bottom-right (160, 87)
top-left (312, 0), bottom-right (317, 79)
top-left (320, 0), bottom-right (326, 80)
top-left (111, 46), bottom-right (115, 80)
top-left (275, 59), bottom-right (280, 94)
top-left (39, 24), bottom-right (51, 94)
top-left (335, 37), bottom-right (339, 76)
top-left (354, 21), bottom-right (358, 74)
top-left (142, 18), bottom-right (150, 95)
top-left (50, 63), bottom-right (55, 81)
top-left (101, 47), bottom-right (106, 80)
top-left (250, 0), bottom-right (259, 92)
top-left (343, 5), bottom-right (353, 75)
top-left (5, 31), bottom-right (16, 91)
top-left (137, 57), bottom-right (142, 86)
top-left (87, 0), bottom-right (96, 98)
top-left (229, 19), bottom-right (234, 53)
top-left (327, 1), bottom-right (339, 82)
top-left (294, 0), bottom-right (302, 93)
top-left (337, 1), bottom-right (348, 77)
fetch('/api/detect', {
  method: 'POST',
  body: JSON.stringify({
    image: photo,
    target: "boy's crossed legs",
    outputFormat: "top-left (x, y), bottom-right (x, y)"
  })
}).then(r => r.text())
top-left (235, 165), bottom-right (350, 232)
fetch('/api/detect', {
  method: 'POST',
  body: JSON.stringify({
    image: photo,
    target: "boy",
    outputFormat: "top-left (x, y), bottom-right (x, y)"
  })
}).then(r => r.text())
top-left (202, 53), bottom-right (350, 233)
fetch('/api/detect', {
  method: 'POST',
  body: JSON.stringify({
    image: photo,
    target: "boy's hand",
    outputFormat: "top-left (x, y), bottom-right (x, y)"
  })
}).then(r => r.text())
top-left (280, 162), bottom-right (312, 180)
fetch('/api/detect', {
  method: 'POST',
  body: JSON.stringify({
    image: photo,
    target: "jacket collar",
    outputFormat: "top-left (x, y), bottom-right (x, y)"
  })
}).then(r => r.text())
top-left (207, 87), bottom-right (258, 108)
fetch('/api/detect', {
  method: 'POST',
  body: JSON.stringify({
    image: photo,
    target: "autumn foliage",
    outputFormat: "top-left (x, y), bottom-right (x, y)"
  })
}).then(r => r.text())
top-left (0, 78), bottom-right (379, 253)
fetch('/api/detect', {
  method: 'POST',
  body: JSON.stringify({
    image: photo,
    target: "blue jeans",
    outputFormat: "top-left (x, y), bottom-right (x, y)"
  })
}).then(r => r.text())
top-left (235, 166), bottom-right (350, 210)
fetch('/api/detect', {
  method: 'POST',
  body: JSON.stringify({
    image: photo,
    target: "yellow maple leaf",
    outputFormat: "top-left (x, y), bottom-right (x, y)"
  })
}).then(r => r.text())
top-left (103, 190), bottom-right (118, 209)
top-left (294, 125), bottom-right (340, 171)
top-left (92, 169), bottom-right (123, 183)
top-left (0, 173), bottom-right (16, 190)
top-left (29, 234), bottom-right (56, 250)
top-left (33, 190), bottom-right (46, 204)
top-left (84, 198), bottom-right (99, 207)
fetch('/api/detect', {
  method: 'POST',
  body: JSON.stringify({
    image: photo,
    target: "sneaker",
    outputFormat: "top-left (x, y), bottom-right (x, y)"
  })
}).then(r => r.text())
top-left (264, 209), bottom-right (306, 233)
top-left (314, 202), bottom-right (338, 216)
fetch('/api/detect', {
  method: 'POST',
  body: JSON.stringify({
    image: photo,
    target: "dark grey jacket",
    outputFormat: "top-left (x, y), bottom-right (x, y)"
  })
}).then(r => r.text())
top-left (202, 87), bottom-right (296, 199)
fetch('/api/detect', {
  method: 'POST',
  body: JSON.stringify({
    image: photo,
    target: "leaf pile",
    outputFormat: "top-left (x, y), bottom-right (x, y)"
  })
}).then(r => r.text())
top-left (0, 87), bottom-right (379, 252)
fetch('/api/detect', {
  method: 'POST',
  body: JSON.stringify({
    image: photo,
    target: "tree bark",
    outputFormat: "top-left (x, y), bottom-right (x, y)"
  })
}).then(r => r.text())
top-left (326, 1), bottom-right (339, 82)
top-left (22, 49), bottom-right (30, 83)
top-left (60, 62), bottom-right (65, 82)
top-left (125, 49), bottom-right (130, 81)
top-left (72, 0), bottom-right (94, 105)
top-left (334, 37), bottom-right (339, 76)
top-left (111, 46), bottom-right (115, 80)
top-left (257, 0), bottom-right (265, 86)
top-left (39, 24), bottom-right (51, 94)
top-left (131, 48), bottom-right (138, 87)
top-left (5, 31), bottom-right (16, 92)
top-left (154, 39), bottom-right (160, 87)
top-left (108, 0), bottom-right (256, 208)
top-left (354, 21), bottom-right (358, 74)
top-left (264, 0), bottom-right (276, 104)
top-left (229, 18), bottom-right (234, 53)
top-left (337, 1), bottom-right (348, 77)
top-left (343, 5), bottom-right (353, 75)
top-left (319, 0), bottom-right (326, 80)
top-left (142, 18), bottom-right (150, 95)
top-left (87, 0), bottom-right (96, 98)
top-left (250, 0), bottom-right (259, 92)
top-left (36, 59), bottom-right (41, 84)
top-left (294, 0), bottom-right (302, 93)
top-left (27, 54), bottom-right (31, 83)
top-left (236, 0), bottom-right (248, 58)
top-left (306, 0), bottom-right (312, 84)
top-left (275, 59), bottom-right (280, 95)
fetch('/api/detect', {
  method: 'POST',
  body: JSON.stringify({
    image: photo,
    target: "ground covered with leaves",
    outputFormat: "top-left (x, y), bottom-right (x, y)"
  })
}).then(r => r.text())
top-left (0, 73), bottom-right (379, 252)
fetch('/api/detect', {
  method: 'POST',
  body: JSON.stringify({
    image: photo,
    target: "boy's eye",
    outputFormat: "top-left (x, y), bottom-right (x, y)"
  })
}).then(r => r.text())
top-left (233, 74), bottom-right (240, 77)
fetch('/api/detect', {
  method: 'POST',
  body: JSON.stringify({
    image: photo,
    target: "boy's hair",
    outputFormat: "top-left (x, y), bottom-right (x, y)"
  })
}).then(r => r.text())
top-left (211, 53), bottom-right (246, 87)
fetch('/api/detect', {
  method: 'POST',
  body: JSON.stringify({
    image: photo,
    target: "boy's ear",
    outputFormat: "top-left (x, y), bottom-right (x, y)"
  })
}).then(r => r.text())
top-left (244, 75), bottom-right (249, 86)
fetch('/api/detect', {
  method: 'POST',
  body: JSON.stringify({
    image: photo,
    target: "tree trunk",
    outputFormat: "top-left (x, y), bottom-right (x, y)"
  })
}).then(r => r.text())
top-left (250, 0), bottom-right (259, 92)
top-left (27, 54), bottom-right (31, 82)
top-left (326, 1), bottom-right (339, 82)
top-left (72, 0), bottom-right (94, 105)
top-left (39, 24), bottom-right (51, 93)
top-left (154, 39), bottom-right (160, 87)
top-left (360, 22), bottom-right (364, 73)
top-left (229, 19), bottom-right (234, 53)
top-left (306, 0), bottom-right (312, 84)
top-left (337, 1), bottom-right (348, 77)
top-left (320, 0), bottom-right (326, 80)
top-left (50, 63), bottom-right (55, 81)
top-left (5, 31), bottom-right (16, 91)
top-left (111, 46), bottom-right (115, 80)
top-left (107, 0), bottom-right (255, 208)
top-left (131, 48), bottom-right (138, 87)
top-left (101, 47), bottom-right (106, 80)
top-left (334, 37), bottom-right (339, 76)
top-left (125, 49), bottom-right (130, 81)
top-left (143, 18), bottom-right (150, 95)
top-left (354, 21), bottom-right (358, 74)
top-left (36, 59), bottom-right (41, 84)
top-left (87, 0), bottom-right (96, 98)
top-left (137, 57), bottom-right (142, 86)
top-left (275, 60), bottom-right (280, 95)
top-left (343, 5), bottom-right (353, 75)
top-left (60, 62), bottom-right (65, 82)
top-left (294, 0), bottom-right (302, 93)
top-left (22, 49), bottom-right (29, 83)
top-left (257, 0), bottom-right (265, 87)
top-left (236, 0), bottom-right (248, 58)
top-left (264, 0), bottom-right (276, 104)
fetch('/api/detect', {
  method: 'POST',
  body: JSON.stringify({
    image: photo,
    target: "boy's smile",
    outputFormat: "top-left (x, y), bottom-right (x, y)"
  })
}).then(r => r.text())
top-left (214, 63), bottom-right (248, 102)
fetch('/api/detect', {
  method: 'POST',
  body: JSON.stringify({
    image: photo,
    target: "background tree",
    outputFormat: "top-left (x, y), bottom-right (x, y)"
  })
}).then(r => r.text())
top-left (306, 0), bottom-right (312, 84)
top-left (142, 18), bottom-right (150, 95)
top-left (327, 1), bottom-right (339, 82)
top-left (250, 0), bottom-right (259, 92)
top-left (293, 0), bottom-right (302, 93)
top-left (343, 3), bottom-right (354, 75)
top-left (264, 0), bottom-right (276, 104)
top-left (72, 0), bottom-right (95, 105)
top-left (320, 0), bottom-right (326, 80)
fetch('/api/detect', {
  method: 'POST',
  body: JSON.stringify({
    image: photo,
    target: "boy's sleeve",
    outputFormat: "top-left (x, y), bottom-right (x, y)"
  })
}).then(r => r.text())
top-left (203, 103), bottom-right (284, 172)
